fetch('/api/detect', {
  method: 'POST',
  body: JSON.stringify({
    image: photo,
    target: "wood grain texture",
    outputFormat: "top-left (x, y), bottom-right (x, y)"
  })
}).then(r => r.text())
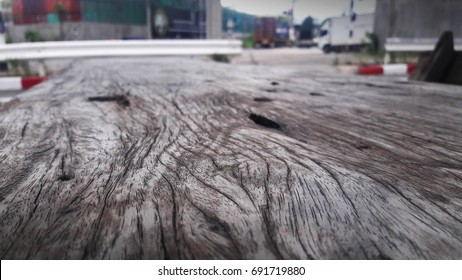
top-left (0, 58), bottom-right (461, 260)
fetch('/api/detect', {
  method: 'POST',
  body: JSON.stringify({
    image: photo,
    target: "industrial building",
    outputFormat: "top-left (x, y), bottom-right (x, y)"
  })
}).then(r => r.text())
top-left (374, 0), bottom-right (462, 48)
top-left (222, 7), bottom-right (255, 39)
top-left (7, 0), bottom-right (224, 41)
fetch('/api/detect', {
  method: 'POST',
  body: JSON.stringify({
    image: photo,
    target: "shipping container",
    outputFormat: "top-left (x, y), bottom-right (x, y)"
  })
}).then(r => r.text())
top-left (81, 0), bottom-right (197, 25)
top-left (151, 5), bottom-right (205, 39)
top-left (254, 17), bottom-right (290, 48)
top-left (12, 0), bottom-right (23, 16)
top-left (12, 0), bottom-right (24, 24)
top-left (82, 0), bottom-right (144, 25)
top-left (254, 17), bottom-right (276, 47)
top-left (47, 13), bottom-right (59, 24)
top-left (99, 1), bottom-right (119, 23)
top-left (12, 0), bottom-right (203, 26)
top-left (22, 0), bottom-right (46, 16)
top-left (275, 21), bottom-right (289, 41)
top-left (45, 0), bottom-right (53, 13)
top-left (82, 0), bottom-right (116, 23)
top-left (81, 0), bottom-right (98, 22)
top-left (12, 0), bottom-right (81, 24)
top-left (164, 0), bottom-right (199, 10)
top-left (45, 0), bottom-right (80, 13)
top-left (20, 0), bottom-right (46, 24)
top-left (222, 7), bottom-right (255, 36)
top-left (45, 0), bottom-right (81, 20)
top-left (45, 0), bottom-right (59, 13)
top-left (121, 0), bottom-right (146, 25)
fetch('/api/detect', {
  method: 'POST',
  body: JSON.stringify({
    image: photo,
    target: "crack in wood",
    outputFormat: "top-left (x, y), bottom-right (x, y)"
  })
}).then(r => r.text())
top-left (88, 94), bottom-right (130, 107)
top-left (249, 114), bottom-right (281, 130)
top-left (253, 97), bottom-right (273, 102)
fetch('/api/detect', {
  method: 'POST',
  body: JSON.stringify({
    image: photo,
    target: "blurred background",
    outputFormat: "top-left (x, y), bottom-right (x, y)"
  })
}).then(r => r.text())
top-left (0, 0), bottom-right (461, 81)
top-left (0, 0), bottom-right (459, 46)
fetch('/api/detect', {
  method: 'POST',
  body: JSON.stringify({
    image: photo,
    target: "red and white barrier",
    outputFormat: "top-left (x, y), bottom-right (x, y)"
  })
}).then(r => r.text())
top-left (0, 76), bottom-right (46, 91)
top-left (358, 64), bottom-right (416, 76)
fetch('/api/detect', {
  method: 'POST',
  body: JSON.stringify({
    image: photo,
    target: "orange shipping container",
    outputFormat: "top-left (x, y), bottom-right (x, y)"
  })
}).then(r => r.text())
top-left (45, 0), bottom-right (81, 13)
top-left (12, 0), bottom-right (24, 24)
top-left (254, 17), bottom-right (277, 47)
top-left (45, 0), bottom-right (81, 21)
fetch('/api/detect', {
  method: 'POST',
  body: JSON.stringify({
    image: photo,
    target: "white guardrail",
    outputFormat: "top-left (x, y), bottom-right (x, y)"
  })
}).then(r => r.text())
top-left (385, 37), bottom-right (462, 52)
top-left (0, 40), bottom-right (243, 61)
top-left (384, 37), bottom-right (462, 64)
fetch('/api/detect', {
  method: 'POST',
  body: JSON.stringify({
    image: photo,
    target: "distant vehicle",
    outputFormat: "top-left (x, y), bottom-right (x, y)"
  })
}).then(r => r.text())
top-left (254, 17), bottom-right (289, 48)
top-left (314, 13), bottom-right (374, 53)
top-left (298, 40), bottom-right (316, 48)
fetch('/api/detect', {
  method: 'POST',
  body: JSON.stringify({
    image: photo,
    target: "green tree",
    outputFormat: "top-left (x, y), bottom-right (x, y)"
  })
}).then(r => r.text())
top-left (24, 30), bottom-right (44, 42)
top-left (300, 16), bottom-right (315, 40)
top-left (277, 16), bottom-right (289, 23)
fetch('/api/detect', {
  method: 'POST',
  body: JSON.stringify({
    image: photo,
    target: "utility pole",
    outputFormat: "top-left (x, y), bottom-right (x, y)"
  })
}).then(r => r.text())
top-left (348, 0), bottom-right (355, 51)
top-left (289, 0), bottom-right (296, 43)
top-left (290, 0), bottom-right (295, 26)
top-left (146, 0), bottom-right (152, 39)
top-left (201, 0), bottom-right (205, 39)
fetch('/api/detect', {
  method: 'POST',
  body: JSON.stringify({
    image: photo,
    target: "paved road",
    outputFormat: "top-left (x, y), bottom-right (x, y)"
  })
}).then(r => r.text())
top-left (234, 48), bottom-right (339, 70)
top-left (231, 48), bottom-right (410, 82)
top-left (233, 48), bottom-right (370, 75)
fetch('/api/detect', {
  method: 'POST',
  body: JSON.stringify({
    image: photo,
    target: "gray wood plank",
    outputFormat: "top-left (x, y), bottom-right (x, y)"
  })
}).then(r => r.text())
top-left (0, 58), bottom-right (461, 259)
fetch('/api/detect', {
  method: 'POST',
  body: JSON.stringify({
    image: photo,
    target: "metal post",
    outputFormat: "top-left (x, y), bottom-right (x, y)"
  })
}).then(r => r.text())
top-left (289, 0), bottom-right (295, 44)
top-left (291, 0), bottom-right (295, 27)
top-left (348, 0), bottom-right (354, 52)
top-left (201, 0), bottom-right (205, 39)
top-left (197, 0), bottom-right (200, 39)
top-left (146, 0), bottom-right (152, 39)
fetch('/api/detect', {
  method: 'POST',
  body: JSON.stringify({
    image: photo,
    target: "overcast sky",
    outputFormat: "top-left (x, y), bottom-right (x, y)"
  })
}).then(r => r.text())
top-left (221, 0), bottom-right (376, 23)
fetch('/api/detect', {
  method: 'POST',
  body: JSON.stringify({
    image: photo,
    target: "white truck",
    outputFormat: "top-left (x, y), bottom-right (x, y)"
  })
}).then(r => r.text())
top-left (315, 13), bottom-right (374, 53)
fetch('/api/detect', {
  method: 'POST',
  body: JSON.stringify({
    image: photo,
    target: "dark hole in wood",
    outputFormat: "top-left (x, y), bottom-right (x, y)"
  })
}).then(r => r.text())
top-left (310, 92), bottom-right (324, 96)
top-left (88, 95), bottom-right (121, 102)
top-left (118, 98), bottom-right (130, 107)
top-left (21, 122), bottom-right (28, 138)
top-left (249, 113), bottom-right (281, 130)
top-left (58, 174), bottom-right (74, 181)
top-left (88, 95), bottom-right (130, 107)
top-left (254, 97), bottom-right (273, 102)
top-left (209, 224), bottom-right (229, 238)
top-left (355, 144), bottom-right (370, 151)
top-left (271, 82), bottom-right (279, 86)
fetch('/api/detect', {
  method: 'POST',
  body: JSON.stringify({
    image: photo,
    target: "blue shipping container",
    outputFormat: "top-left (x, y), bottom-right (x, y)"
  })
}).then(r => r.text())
top-left (275, 21), bottom-right (289, 40)
top-left (47, 13), bottom-right (59, 24)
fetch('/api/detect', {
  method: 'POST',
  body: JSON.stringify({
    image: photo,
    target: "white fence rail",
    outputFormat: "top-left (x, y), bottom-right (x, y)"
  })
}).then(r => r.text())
top-left (0, 40), bottom-right (243, 61)
top-left (385, 37), bottom-right (462, 52)
top-left (384, 37), bottom-right (462, 64)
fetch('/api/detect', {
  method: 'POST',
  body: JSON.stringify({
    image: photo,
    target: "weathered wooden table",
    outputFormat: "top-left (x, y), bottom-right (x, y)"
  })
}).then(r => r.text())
top-left (1, 58), bottom-right (461, 259)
